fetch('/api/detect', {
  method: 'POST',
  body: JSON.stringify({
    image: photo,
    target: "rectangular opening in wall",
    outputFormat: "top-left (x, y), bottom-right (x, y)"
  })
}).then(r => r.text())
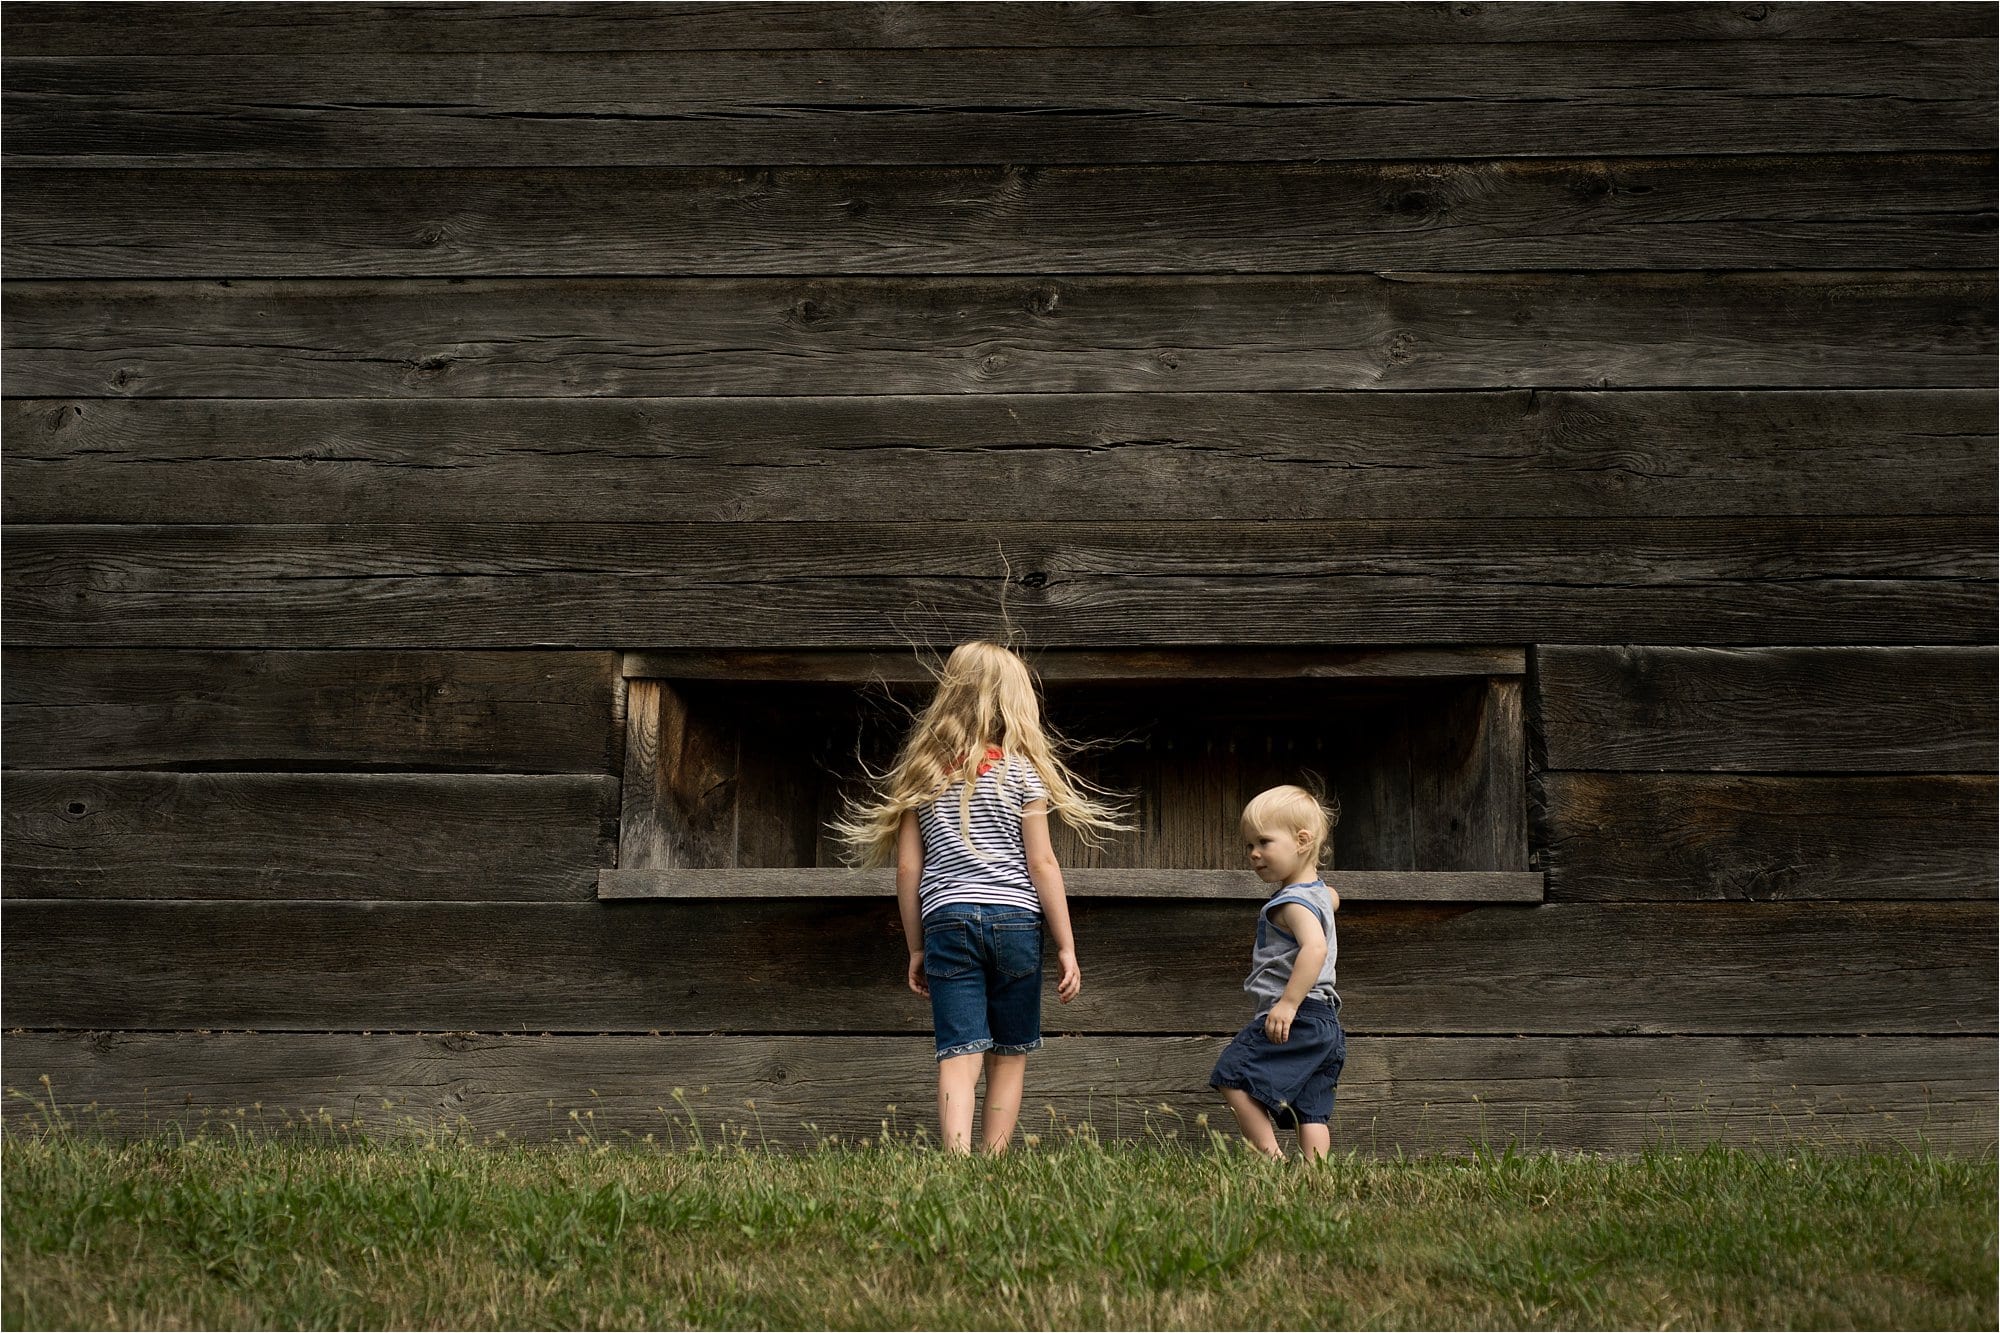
top-left (601, 648), bottom-right (1540, 903)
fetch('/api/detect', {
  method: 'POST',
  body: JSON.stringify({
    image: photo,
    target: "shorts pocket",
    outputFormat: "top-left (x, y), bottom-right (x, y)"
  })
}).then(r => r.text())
top-left (923, 920), bottom-right (978, 979)
top-left (992, 921), bottom-right (1043, 980)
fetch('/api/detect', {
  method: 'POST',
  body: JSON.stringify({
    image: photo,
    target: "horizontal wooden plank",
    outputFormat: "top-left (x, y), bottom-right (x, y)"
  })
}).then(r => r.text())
top-left (8, 274), bottom-right (1993, 399)
top-left (1, 772), bottom-right (619, 900)
top-left (9, 3), bottom-right (1989, 58)
top-left (8, 156), bottom-right (1994, 278)
top-left (1539, 773), bottom-right (1998, 903)
top-left (5, 519), bottom-right (1991, 648)
top-left (8, 390), bottom-right (1993, 525)
top-left (1536, 646), bottom-right (2000, 772)
top-left (7, 43), bottom-right (1991, 167)
top-left (2, 900), bottom-right (1989, 1034)
top-left (6, 1032), bottom-right (1992, 1153)
top-left (596, 869), bottom-right (1546, 903)
top-left (622, 647), bottom-right (1526, 682)
top-left (0, 649), bottom-right (620, 772)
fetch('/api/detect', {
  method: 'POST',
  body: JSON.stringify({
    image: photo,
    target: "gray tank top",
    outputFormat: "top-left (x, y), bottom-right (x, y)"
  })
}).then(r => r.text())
top-left (1243, 880), bottom-right (1340, 1015)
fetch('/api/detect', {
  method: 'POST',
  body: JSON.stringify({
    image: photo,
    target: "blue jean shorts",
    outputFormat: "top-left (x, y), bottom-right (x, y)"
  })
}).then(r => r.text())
top-left (922, 902), bottom-right (1044, 1060)
top-left (1209, 997), bottom-right (1346, 1128)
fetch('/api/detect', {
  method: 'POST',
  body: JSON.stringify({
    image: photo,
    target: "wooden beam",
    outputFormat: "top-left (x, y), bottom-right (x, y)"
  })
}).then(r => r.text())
top-left (597, 868), bottom-right (1545, 902)
top-left (4, 900), bottom-right (1989, 1034)
top-left (8, 4), bottom-right (1990, 58)
top-left (1536, 645), bottom-right (2000, 773)
top-left (6, 1031), bottom-right (1992, 1153)
top-left (7, 518), bottom-right (1991, 649)
top-left (0, 648), bottom-right (620, 772)
top-left (10, 391), bottom-right (1992, 526)
top-left (2, 772), bottom-right (619, 901)
top-left (621, 647), bottom-right (1526, 683)
top-left (7, 43), bottom-right (1990, 168)
top-left (1539, 773), bottom-right (1997, 902)
top-left (8, 157), bottom-right (1994, 279)
top-left (7, 275), bottom-right (1992, 400)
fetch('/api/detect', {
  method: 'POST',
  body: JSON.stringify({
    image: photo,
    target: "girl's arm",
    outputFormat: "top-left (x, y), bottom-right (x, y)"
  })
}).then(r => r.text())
top-left (896, 810), bottom-right (927, 996)
top-left (1022, 798), bottom-right (1082, 1003)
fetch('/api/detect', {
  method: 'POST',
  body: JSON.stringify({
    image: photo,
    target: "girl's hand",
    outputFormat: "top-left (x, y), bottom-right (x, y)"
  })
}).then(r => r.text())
top-left (1055, 947), bottom-right (1081, 1003)
top-left (907, 951), bottom-right (929, 997)
top-left (1264, 1000), bottom-right (1297, 1044)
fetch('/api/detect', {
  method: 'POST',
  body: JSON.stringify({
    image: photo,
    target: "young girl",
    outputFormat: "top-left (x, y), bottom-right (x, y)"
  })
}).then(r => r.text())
top-left (1210, 783), bottom-right (1346, 1161)
top-left (831, 640), bottom-right (1128, 1154)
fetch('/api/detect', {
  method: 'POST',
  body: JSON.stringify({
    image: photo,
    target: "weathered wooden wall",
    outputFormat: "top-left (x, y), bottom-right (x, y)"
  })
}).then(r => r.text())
top-left (4, 2), bottom-right (1994, 1151)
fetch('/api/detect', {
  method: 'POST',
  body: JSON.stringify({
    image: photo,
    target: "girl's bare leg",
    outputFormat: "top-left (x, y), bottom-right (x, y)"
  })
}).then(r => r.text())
top-left (937, 1052), bottom-right (984, 1153)
top-left (979, 1052), bottom-right (1028, 1153)
top-left (1298, 1122), bottom-right (1331, 1161)
top-left (1220, 1088), bottom-right (1286, 1159)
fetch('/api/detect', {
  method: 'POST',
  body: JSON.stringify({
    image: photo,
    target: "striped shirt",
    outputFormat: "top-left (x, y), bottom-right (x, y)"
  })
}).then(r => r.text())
top-left (915, 752), bottom-right (1049, 919)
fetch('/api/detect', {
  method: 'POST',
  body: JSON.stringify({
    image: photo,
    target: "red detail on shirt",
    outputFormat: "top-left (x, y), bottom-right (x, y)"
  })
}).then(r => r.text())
top-left (951, 745), bottom-right (1007, 777)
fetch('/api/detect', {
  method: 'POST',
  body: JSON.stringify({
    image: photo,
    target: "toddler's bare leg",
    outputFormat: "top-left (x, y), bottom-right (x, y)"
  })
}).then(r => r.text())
top-left (979, 1051), bottom-right (1028, 1153)
top-left (1220, 1087), bottom-right (1285, 1158)
top-left (937, 1052), bottom-right (984, 1153)
top-left (1298, 1122), bottom-right (1331, 1161)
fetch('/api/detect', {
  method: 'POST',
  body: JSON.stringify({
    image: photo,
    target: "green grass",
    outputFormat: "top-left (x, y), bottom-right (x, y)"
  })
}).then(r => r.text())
top-left (4, 1115), bottom-right (1993, 1330)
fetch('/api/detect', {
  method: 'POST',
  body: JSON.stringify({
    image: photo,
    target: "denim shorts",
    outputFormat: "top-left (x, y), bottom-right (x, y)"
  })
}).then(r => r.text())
top-left (1209, 997), bottom-right (1346, 1128)
top-left (922, 901), bottom-right (1044, 1060)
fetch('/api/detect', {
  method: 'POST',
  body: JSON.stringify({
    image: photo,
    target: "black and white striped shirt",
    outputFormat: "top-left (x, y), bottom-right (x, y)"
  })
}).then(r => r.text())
top-left (915, 752), bottom-right (1049, 919)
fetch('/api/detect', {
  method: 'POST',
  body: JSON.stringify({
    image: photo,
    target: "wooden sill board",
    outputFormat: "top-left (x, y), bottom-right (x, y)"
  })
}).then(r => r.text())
top-left (598, 868), bottom-right (1544, 903)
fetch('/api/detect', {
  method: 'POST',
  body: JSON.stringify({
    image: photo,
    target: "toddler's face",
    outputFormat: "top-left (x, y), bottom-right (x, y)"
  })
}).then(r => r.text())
top-left (1243, 821), bottom-right (1313, 886)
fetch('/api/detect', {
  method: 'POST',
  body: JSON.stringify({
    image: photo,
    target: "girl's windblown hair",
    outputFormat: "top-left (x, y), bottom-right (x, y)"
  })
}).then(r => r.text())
top-left (830, 640), bottom-right (1130, 868)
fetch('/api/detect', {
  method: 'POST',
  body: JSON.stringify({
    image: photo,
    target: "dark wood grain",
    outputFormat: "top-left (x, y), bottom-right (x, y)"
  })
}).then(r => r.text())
top-left (1539, 773), bottom-right (1997, 903)
top-left (7, 42), bottom-right (1991, 167)
top-left (0, 648), bottom-right (620, 772)
top-left (6, 1031), bottom-right (1991, 1153)
top-left (622, 647), bottom-right (1527, 683)
top-left (1536, 646), bottom-right (2000, 773)
top-left (8, 275), bottom-right (1992, 399)
top-left (6, 519), bottom-right (1991, 649)
top-left (9, 3), bottom-right (1989, 58)
top-left (3, 900), bottom-right (1989, 1034)
top-left (9, 391), bottom-right (1993, 524)
top-left (595, 868), bottom-right (1545, 902)
top-left (8, 156), bottom-right (1994, 278)
top-left (2, 771), bottom-right (619, 900)
top-left (1411, 679), bottom-right (1529, 872)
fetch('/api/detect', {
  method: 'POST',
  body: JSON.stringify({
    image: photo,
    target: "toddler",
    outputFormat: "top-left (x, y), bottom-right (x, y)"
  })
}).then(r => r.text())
top-left (832, 640), bottom-right (1127, 1153)
top-left (1209, 784), bottom-right (1345, 1161)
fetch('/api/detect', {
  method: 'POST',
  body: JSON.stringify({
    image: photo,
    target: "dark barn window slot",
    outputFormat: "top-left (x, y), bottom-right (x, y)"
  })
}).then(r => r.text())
top-left (601, 649), bottom-right (1541, 904)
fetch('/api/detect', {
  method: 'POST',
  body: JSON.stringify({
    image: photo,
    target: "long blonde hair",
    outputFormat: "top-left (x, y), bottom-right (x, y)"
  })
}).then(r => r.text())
top-left (830, 640), bottom-right (1130, 868)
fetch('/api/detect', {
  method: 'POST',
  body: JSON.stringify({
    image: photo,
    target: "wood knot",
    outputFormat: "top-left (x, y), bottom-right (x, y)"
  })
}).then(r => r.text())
top-left (1026, 285), bottom-right (1062, 317)
top-left (1393, 190), bottom-right (1435, 218)
top-left (1385, 332), bottom-right (1418, 366)
top-left (787, 298), bottom-right (834, 327)
top-left (61, 799), bottom-right (91, 820)
top-left (1017, 571), bottom-right (1050, 589)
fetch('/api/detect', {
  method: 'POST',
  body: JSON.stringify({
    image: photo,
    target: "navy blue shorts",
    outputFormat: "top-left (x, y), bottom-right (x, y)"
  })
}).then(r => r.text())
top-left (1209, 997), bottom-right (1345, 1128)
top-left (922, 902), bottom-right (1044, 1061)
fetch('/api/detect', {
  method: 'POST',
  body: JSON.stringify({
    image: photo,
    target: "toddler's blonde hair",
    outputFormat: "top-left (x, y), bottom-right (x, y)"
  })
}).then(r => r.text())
top-left (829, 640), bottom-right (1130, 869)
top-left (1240, 783), bottom-right (1342, 871)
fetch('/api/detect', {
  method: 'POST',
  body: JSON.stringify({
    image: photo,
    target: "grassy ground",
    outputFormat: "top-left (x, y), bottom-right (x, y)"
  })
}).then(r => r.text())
top-left (3, 1113), bottom-right (1993, 1330)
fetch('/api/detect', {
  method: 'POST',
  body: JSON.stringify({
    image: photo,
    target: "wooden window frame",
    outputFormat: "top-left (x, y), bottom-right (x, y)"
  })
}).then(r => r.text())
top-left (600, 648), bottom-right (1543, 904)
